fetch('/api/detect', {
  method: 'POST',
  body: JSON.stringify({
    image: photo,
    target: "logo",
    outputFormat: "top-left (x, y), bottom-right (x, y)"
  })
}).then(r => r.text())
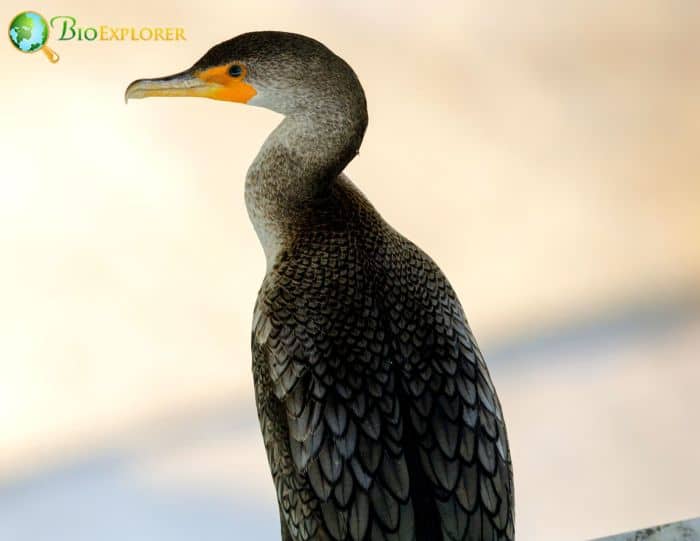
top-left (9, 12), bottom-right (187, 64)
top-left (8, 11), bottom-right (59, 62)
top-left (50, 16), bottom-right (186, 42)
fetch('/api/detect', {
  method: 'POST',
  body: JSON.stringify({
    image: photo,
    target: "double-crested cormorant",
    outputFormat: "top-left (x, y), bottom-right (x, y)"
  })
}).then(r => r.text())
top-left (126, 31), bottom-right (514, 541)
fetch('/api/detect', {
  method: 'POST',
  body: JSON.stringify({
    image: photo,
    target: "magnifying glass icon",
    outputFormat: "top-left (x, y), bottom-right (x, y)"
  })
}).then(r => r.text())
top-left (9, 11), bottom-right (60, 63)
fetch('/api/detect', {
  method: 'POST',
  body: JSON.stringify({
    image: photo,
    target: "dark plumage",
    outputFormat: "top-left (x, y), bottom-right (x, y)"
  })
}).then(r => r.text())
top-left (127, 31), bottom-right (514, 541)
top-left (252, 178), bottom-right (514, 541)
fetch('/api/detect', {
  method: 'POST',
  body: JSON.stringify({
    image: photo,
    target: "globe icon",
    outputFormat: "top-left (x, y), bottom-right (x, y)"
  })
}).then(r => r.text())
top-left (8, 11), bottom-right (59, 62)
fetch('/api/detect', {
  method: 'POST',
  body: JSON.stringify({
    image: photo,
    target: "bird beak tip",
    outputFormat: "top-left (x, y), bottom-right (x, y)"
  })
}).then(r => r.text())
top-left (124, 79), bottom-right (141, 104)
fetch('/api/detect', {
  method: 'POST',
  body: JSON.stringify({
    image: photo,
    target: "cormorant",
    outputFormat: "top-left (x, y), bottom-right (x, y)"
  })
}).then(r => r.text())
top-left (126, 31), bottom-right (514, 541)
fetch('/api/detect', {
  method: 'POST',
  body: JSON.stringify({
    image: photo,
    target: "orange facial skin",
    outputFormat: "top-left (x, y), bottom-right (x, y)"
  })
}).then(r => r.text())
top-left (125, 63), bottom-right (256, 104)
top-left (195, 64), bottom-right (257, 103)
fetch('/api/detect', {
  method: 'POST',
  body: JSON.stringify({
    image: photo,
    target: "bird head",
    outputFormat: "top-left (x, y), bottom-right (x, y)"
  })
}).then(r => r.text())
top-left (125, 31), bottom-right (366, 118)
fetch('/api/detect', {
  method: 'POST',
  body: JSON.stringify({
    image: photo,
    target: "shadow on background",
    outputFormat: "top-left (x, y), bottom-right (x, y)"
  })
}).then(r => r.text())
top-left (1, 290), bottom-right (698, 541)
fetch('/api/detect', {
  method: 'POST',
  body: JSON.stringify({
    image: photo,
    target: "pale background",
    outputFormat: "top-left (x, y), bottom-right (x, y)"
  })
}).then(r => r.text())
top-left (1, 1), bottom-right (699, 540)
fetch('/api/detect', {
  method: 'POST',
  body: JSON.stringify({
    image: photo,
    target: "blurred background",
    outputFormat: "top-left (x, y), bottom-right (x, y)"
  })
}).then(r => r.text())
top-left (1, 1), bottom-right (699, 539)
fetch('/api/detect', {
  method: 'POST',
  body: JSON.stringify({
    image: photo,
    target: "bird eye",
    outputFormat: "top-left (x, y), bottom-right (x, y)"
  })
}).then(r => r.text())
top-left (229, 64), bottom-right (243, 78)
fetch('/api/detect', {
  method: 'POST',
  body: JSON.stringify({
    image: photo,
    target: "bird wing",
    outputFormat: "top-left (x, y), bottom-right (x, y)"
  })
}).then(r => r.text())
top-left (253, 228), bottom-right (514, 541)
top-left (253, 243), bottom-right (416, 541)
top-left (386, 240), bottom-right (515, 540)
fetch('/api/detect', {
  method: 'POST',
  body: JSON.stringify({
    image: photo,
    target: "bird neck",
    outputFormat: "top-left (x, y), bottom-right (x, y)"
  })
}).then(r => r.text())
top-left (245, 107), bottom-right (367, 268)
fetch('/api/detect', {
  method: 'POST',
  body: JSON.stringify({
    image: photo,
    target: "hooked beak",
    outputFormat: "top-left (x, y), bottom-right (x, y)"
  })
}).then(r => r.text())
top-left (125, 70), bottom-right (211, 103)
top-left (125, 66), bottom-right (256, 104)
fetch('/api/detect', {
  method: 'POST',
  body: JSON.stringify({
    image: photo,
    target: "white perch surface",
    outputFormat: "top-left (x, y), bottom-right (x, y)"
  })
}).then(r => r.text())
top-left (596, 517), bottom-right (700, 541)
